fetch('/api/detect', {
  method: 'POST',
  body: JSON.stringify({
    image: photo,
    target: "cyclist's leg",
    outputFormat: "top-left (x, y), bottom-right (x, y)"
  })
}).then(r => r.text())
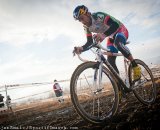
top-left (108, 56), bottom-right (119, 73)
top-left (107, 38), bottom-right (119, 74)
top-left (107, 39), bottom-right (128, 98)
top-left (114, 25), bottom-right (141, 81)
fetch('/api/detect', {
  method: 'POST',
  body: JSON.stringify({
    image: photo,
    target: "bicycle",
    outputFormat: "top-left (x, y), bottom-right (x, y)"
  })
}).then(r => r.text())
top-left (70, 41), bottom-right (157, 124)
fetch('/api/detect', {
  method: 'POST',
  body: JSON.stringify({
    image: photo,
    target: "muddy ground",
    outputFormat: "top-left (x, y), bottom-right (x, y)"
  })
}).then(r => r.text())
top-left (0, 79), bottom-right (160, 130)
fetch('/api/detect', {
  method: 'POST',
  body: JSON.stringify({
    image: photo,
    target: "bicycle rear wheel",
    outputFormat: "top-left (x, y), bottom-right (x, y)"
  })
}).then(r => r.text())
top-left (70, 62), bottom-right (119, 124)
top-left (128, 59), bottom-right (157, 105)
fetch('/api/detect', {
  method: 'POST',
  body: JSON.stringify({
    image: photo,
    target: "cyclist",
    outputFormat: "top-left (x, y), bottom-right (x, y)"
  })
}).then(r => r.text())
top-left (6, 95), bottom-right (12, 111)
top-left (73, 5), bottom-right (141, 81)
top-left (0, 94), bottom-right (4, 108)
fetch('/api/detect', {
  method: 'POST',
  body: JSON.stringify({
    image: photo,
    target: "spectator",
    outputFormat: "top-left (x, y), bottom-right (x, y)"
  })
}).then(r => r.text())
top-left (6, 95), bottom-right (12, 111)
top-left (53, 80), bottom-right (64, 103)
top-left (0, 94), bottom-right (4, 108)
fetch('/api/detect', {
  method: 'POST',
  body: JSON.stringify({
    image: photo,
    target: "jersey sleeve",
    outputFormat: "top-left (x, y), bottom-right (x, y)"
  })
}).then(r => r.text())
top-left (104, 17), bottom-right (119, 36)
top-left (84, 25), bottom-right (92, 37)
top-left (82, 26), bottom-right (93, 51)
top-left (104, 15), bottom-right (110, 25)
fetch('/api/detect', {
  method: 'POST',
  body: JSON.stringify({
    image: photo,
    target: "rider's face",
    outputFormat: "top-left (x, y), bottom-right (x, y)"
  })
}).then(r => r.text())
top-left (78, 14), bottom-right (92, 27)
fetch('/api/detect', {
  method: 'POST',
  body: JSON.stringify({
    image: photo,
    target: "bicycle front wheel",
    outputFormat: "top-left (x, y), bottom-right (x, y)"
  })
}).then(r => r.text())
top-left (70, 62), bottom-right (119, 124)
top-left (128, 59), bottom-right (157, 105)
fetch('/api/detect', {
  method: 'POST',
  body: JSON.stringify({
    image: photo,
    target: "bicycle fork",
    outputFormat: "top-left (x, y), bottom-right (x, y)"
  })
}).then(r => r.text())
top-left (93, 62), bottom-right (104, 94)
top-left (93, 61), bottom-right (103, 117)
top-left (93, 49), bottom-right (104, 94)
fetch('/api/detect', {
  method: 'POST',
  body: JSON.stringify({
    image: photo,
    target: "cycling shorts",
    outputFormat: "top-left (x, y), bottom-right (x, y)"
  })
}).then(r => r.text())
top-left (107, 24), bottom-right (129, 53)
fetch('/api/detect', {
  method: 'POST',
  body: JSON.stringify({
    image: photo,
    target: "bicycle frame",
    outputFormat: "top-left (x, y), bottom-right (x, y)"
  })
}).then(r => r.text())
top-left (77, 43), bottom-right (132, 93)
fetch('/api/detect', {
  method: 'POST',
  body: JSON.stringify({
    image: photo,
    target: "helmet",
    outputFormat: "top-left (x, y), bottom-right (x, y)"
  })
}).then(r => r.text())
top-left (73, 5), bottom-right (89, 20)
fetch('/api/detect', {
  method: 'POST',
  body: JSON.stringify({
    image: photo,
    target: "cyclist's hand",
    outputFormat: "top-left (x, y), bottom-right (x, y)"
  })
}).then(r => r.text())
top-left (93, 33), bottom-right (106, 43)
top-left (73, 47), bottom-right (83, 56)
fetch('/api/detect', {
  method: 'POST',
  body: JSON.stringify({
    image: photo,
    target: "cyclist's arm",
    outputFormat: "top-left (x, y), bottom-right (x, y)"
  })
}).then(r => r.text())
top-left (103, 16), bottom-right (119, 37)
top-left (82, 26), bottom-right (93, 51)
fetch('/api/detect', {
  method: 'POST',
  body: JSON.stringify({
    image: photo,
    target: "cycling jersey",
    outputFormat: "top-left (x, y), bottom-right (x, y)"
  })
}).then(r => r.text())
top-left (85, 12), bottom-right (121, 34)
top-left (82, 12), bottom-right (129, 54)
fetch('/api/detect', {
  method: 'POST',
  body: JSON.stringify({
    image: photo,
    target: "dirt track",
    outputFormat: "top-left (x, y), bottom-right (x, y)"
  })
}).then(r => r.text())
top-left (0, 79), bottom-right (160, 130)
